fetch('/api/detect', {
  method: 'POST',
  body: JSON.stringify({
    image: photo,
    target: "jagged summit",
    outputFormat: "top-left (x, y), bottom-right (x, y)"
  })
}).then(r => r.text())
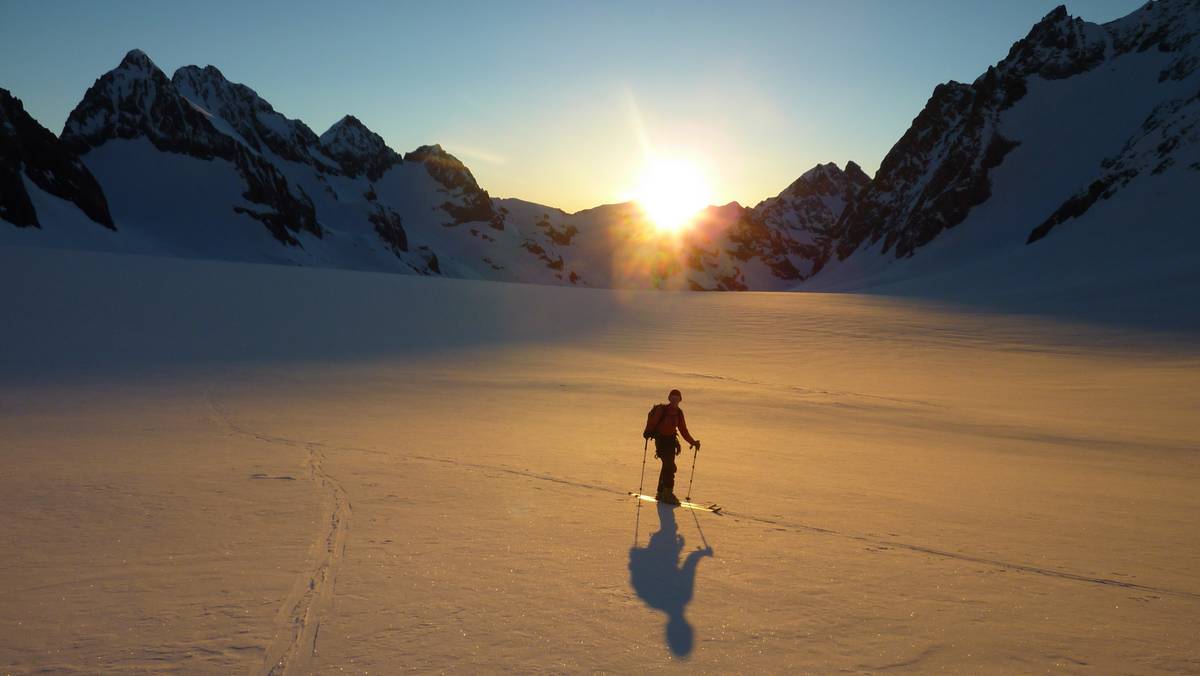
top-left (318, 114), bottom-right (402, 180)
top-left (319, 115), bottom-right (381, 150)
top-left (989, 3), bottom-right (1107, 84)
top-left (780, 161), bottom-right (871, 199)
top-left (57, 49), bottom-right (321, 245)
top-left (404, 144), bottom-right (496, 225)
top-left (117, 48), bottom-right (157, 72)
top-left (60, 48), bottom-right (231, 156)
top-left (172, 64), bottom-right (325, 165)
top-left (404, 144), bottom-right (481, 192)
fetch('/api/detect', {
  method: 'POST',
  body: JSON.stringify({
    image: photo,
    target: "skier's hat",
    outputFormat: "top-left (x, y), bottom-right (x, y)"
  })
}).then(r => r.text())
top-left (668, 389), bottom-right (682, 400)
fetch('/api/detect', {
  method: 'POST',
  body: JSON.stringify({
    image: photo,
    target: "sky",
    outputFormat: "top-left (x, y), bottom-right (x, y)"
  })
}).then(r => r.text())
top-left (0, 0), bottom-right (1146, 212)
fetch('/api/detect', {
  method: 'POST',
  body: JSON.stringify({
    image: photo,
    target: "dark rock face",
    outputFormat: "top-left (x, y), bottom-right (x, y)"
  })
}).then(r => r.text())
top-left (404, 144), bottom-right (498, 226)
top-left (416, 246), bottom-right (441, 274)
top-left (521, 238), bottom-right (566, 272)
top-left (833, 78), bottom-right (1020, 260)
top-left (489, 205), bottom-right (507, 231)
top-left (61, 49), bottom-right (319, 245)
top-left (535, 213), bottom-right (577, 245)
top-left (368, 205), bottom-right (408, 254)
top-left (441, 190), bottom-right (495, 225)
top-left (0, 88), bottom-right (113, 229)
top-left (318, 115), bottom-right (403, 181)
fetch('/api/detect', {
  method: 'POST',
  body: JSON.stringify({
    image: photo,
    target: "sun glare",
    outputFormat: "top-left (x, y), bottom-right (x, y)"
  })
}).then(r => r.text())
top-left (633, 157), bottom-right (713, 234)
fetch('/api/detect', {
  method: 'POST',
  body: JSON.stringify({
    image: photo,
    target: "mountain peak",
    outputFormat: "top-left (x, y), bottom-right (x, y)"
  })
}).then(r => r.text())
top-left (320, 115), bottom-right (384, 152)
top-left (843, 160), bottom-right (870, 183)
top-left (118, 48), bottom-right (157, 72)
top-left (412, 143), bottom-right (445, 155)
top-left (1041, 5), bottom-right (1069, 23)
top-left (404, 144), bottom-right (477, 190)
top-left (171, 64), bottom-right (325, 165)
top-left (404, 144), bottom-right (495, 225)
top-left (783, 161), bottom-right (869, 197)
top-left (318, 115), bottom-right (401, 180)
top-left (172, 63), bottom-right (230, 86)
top-left (337, 114), bottom-right (366, 129)
top-left (61, 48), bottom-right (187, 151)
top-left (796, 162), bottom-right (842, 181)
top-left (990, 3), bottom-right (1107, 84)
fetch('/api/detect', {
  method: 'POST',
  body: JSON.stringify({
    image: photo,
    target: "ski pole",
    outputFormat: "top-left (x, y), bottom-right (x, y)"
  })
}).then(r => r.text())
top-left (637, 437), bottom-right (649, 496)
top-left (634, 438), bottom-right (649, 547)
top-left (684, 443), bottom-right (699, 501)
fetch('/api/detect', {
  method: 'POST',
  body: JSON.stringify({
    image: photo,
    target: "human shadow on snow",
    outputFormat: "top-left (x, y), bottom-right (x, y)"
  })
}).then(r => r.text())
top-left (628, 502), bottom-right (713, 657)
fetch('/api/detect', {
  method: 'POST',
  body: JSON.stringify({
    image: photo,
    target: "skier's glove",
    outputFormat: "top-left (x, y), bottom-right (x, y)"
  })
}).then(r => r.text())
top-left (690, 440), bottom-right (701, 451)
top-left (643, 431), bottom-right (653, 440)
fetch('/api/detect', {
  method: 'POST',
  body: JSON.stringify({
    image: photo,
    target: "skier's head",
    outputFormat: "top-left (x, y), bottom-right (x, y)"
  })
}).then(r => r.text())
top-left (668, 389), bottom-right (682, 405)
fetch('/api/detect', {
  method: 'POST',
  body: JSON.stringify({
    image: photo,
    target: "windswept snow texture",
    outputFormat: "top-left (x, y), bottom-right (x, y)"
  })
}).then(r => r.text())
top-left (2, 247), bottom-right (1198, 673)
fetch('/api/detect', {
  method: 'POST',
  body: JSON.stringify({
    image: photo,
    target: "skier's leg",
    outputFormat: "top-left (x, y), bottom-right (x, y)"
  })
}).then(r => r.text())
top-left (654, 436), bottom-right (672, 496)
top-left (667, 446), bottom-right (676, 494)
top-left (664, 446), bottom-right (677, 494)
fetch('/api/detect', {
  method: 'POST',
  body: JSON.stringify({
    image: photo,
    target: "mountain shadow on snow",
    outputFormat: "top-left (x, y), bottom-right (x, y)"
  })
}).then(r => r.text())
top-left (628, 502), bottom-right (713, 657)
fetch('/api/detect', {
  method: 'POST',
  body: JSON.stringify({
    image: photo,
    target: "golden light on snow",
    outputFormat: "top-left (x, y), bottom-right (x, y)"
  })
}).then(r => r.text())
top-left (633, 157), bottom-right (713, 234)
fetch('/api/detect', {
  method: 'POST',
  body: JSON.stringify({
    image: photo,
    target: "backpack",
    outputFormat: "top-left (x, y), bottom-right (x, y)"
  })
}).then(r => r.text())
top-left (644, 403), bottom-right (667, 437)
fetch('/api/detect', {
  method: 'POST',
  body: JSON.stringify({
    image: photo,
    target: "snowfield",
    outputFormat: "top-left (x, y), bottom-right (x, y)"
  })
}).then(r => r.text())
top-left (2, 246), bottom-right (1198, 673)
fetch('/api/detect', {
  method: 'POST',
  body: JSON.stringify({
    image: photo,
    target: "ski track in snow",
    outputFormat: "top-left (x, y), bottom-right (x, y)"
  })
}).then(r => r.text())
top-left (203, 390), bottom-right (1200, 618)
top-left (205, 391), bottom-right (350, 676)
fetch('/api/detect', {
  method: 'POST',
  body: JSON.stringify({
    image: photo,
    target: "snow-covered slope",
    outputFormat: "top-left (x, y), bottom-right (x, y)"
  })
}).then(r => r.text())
top-left (2, 246), bottom-right (1198, 672)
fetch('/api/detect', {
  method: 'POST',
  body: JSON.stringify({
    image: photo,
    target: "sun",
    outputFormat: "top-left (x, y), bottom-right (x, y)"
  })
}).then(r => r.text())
top-left (633, 157), bottom-right (713, 234)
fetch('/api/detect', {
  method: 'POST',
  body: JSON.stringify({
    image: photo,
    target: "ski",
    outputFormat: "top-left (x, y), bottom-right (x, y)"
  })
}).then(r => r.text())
top-left (629, 491), bottom-right (721, 513)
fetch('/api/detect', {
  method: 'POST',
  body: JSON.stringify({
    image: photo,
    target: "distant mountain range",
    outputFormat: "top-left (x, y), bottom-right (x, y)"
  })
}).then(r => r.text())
top-left (3, 0), bottom-right (1197, 293)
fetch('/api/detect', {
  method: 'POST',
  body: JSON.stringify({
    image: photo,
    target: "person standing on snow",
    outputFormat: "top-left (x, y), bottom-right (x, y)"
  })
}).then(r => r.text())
top-left (643, 389), bottom-right (700, 505)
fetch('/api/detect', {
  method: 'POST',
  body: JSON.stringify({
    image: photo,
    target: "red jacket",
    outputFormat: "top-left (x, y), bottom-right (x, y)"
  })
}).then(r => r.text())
top-left (647, 404), bottom-right (696, 445)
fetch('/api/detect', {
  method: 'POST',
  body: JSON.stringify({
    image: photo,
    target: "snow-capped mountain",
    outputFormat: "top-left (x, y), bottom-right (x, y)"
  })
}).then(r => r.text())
top-left (733, 161), bottom-right (871, 283)
top-left (1, 87), bottom-right (113, 230)
top-left (60, 49), bottom-right (321, 247)
top-left (1, 49), bottom-right (585, 282)
top-left (809, 0), bottom-right (1200, 293)
top-left (172, 64), bottom-right (336, 171)
top-left (2, 0), bottom-right (1197, 295)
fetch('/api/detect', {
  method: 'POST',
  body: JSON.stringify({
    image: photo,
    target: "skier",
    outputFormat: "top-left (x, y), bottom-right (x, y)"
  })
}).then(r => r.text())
top-left (643, 389), bottom-right (700, 505)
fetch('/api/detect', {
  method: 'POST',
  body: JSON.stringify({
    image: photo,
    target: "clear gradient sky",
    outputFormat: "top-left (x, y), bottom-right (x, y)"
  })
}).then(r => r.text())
top-left (1, 0), bottom-right (1145, 212)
